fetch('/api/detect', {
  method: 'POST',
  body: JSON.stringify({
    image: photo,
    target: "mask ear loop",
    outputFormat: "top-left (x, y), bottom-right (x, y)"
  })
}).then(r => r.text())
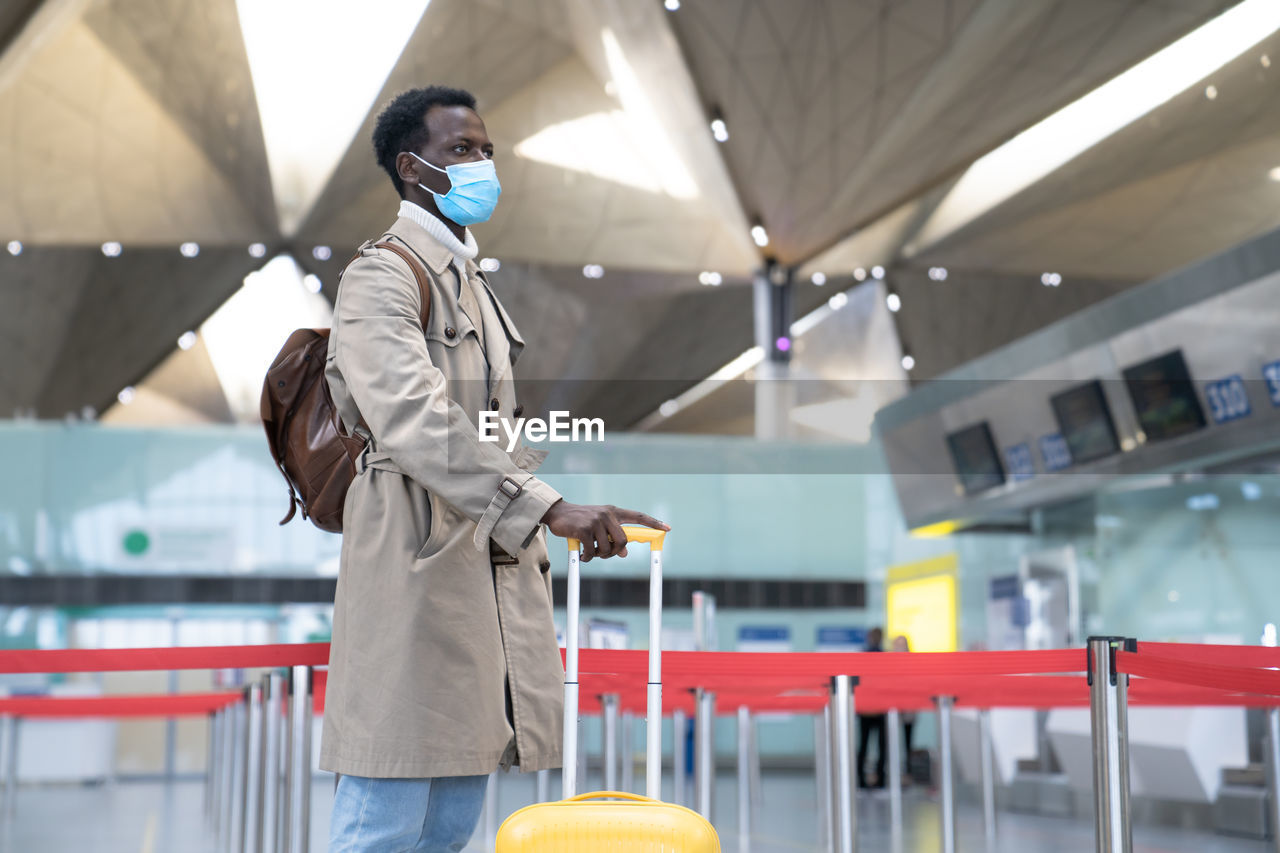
top-left (406, 151), bottom-right (450, 198)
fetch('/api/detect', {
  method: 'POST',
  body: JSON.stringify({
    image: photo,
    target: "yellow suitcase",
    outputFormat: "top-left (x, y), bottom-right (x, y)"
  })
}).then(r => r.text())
top-left (496, 526), bottom-right (720, 852)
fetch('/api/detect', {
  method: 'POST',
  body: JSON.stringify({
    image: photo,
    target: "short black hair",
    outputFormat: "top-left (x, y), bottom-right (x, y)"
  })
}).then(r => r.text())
top-left (372, 86), bottom-right (478, 197)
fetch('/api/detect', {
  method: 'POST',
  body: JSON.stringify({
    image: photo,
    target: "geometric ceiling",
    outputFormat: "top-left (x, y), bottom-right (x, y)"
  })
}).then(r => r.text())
top-left (1, 0), bottom-right (1276, 431)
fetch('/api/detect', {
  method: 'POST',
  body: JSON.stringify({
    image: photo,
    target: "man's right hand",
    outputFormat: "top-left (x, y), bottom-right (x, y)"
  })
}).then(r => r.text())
top-left (540, 500), bottom-right (669, 562)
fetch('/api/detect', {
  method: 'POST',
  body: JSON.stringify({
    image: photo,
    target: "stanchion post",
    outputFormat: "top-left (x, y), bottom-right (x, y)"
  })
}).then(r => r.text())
top-left (603, 693), bottom-right (619, 792)
top-left (483, 771), bottom-right (498, 849)
top-left (1088, 637), bottom-right (1133, 853)
top-left (277, 679), bottom-right (292, 853)
top-left (980, 708), bottom-right (997, 853)
top-left (673, 707), bottom-right (688, 807)
top-left (1265, 706), bottom-right (1280, 853)
top-left (829, 675), bottom-right (857, 853)
top-left (535, 769), bottom-right (550, 804)
top-left (264, 672), bottom-right (284, 853)
top-left (887, 708), bottom-right (903, 853)
top-left (287, 665), bottom-right (313, 853)
top-left (210, 709), bottom-right (223, 829)
top-left (737, 705), bottom-right (751, 853)
top-left (748, 710), bottom-right (761, 822)
top-left (1, 715), bottom-right (16, 820)
top-left (228, 694), bottom-right (248, 853)
top-left (935, 695), bottom-right (957, 853)
top-left (244, 680), bottom-right (266, 853)
top-left (621, 711), bottom-right (635, 794)
top-left (205, 710), bottom-right (216, 821)
top-left (695, 688), bottom-right (715, 820)
top-left (220, 701), bottom-right (237, 849)
top-left (815, 708), bottom-right (832, 853)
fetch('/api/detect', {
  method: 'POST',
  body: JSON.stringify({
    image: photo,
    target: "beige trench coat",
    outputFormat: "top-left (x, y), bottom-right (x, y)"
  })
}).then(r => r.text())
top-left (319, 215), bottom-right (565, 778)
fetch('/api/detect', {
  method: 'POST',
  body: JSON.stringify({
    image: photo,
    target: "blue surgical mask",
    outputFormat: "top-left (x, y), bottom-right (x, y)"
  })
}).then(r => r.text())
top-left (408, 152), bottom-right (501, 226)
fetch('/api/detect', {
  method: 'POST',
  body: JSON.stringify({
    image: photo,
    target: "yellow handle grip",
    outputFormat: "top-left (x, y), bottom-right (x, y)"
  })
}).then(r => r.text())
top-left (567, 524), bottom-right (666, 554)
top-left (562, 791), bottom-right (657, 804)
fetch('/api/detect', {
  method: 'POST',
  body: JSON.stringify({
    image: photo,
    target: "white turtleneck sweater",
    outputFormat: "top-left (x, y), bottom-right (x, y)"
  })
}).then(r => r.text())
top-left (398, 199), bottom-right (478, 295)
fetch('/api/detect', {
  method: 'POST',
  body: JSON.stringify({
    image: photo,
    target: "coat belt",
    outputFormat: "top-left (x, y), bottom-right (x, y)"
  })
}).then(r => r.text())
top-left (356, 448), bottom-right (520, 565)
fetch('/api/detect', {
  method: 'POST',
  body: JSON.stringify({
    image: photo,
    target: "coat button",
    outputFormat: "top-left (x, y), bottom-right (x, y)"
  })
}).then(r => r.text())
top-left (513, 404), bottom-right (524, 418)
top-left (490, 398), bottom-right (500, 411)
top-left (444, 326), bottom-right (456, 339)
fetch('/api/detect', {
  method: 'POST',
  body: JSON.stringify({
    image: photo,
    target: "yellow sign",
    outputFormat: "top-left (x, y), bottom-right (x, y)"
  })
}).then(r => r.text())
top-left (885, 553), bottom-right (957, 652)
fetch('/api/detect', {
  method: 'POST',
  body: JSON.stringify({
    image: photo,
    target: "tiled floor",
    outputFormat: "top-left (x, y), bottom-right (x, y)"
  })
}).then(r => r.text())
top-left (0, 770), bottom-right (1271, 852)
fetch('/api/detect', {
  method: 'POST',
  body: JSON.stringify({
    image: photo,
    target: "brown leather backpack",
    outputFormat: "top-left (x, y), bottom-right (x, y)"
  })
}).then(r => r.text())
top-left (260, 239), bottom-right (431, 533)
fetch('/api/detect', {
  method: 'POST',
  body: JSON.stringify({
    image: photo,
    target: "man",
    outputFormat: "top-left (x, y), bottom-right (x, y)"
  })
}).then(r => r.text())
top-left (856, 627), bottom-right (887, 789)
top-left (321, 85), bottom-right (666, 851)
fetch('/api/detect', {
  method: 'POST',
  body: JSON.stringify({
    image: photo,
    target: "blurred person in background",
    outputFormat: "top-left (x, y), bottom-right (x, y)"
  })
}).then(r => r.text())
top-left (322, 85), bottom-right (665, 852)
top-left (857, 626), bottom-right (887, 788)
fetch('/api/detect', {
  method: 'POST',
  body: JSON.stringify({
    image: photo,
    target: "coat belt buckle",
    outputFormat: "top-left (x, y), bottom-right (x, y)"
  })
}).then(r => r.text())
top-left (490, 546), bottom-right (519, 566)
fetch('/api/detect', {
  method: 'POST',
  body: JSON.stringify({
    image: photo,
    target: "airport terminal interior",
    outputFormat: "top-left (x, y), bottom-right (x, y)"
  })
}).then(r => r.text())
top-left (3, 0), bottom-right (1280, 850)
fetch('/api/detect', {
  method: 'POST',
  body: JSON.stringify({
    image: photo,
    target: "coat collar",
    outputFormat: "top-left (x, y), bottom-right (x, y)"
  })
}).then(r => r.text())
top-left (385, 207), bottom-right (475, 277)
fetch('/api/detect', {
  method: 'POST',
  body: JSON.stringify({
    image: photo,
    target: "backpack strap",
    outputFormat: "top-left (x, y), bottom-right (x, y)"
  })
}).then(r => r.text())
top-left (331, 239), bottom-right (434, 446)
top-left (373, 240), bottom-right (432, 330)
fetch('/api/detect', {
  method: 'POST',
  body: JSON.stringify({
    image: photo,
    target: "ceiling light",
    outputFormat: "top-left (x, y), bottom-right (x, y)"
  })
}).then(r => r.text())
top-left (901, 353), bottom-right (916, 371)
top-left (1040, 272), bottom-right (1063, 287)
top-left (852, 267), bottom-right (867, 281)
top-left (699, 271), bottom-right (722, 286)
top-left (312, 245), bottom-right (332, 261)
top-left (177, 331), bottom-right (198, 351)
top-left (871, 265), bottom-right (885, 279)
top-left (914, 0), bottom-right (1280, 250)
top-left (101, 241), bottom-right (123, 258)
top-left (180, 242), bottom-right (200, 258)
top-left (1269, 166), bottom-right (1280, 181)
top-left (236, 0), bottom-right (432, 234)
top-left (710, 116), bottom-right (728, 143)
top-left (1242, 481), bottom-right (1263, 500)
top-left (659, 399), bottom-right (679, 417)
top-left (6, 241), bottom-right (21, 256)
top-left (248, 242), bottom-right (267, 258)
top-left (827, 292), bottom-right (849, 311)
top-left (811, 272), bottom-right (826, 286)
top-left (1205, 84), bottom-right (1219, 99)
top-left (479, 257), bottom-right (501, 272)
top-left (664, 0), bottom-right (680, 9)
top-left (750, 223), bottom-right (769, 247)
top-left (1186, 493), bottom-right (1220, 511)
top-left (117, 387), bottom-right (136, 406)
top-left (928, 266), bottom-right (948, 281)
top-left (582, 264), bottom-right (604, 279)
top-left (303, 274), bottom-right (323, 294)
top-left (886, 292), bottom-right (902, 312)
top-left (1263, 54), bottom-right (1272, 68)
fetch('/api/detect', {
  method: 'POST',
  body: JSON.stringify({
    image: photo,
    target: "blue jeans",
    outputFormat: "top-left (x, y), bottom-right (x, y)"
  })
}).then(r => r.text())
top-left (329, 773), bottom-right (488, 852)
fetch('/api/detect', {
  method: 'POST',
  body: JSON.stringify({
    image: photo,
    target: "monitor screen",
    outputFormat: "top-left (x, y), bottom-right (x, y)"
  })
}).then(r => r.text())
top-left (1122, 349), bottom-right (1207, 442)
top-left (1050, 380), bottom-right (1120, 465)
top-left (945, 422), bottom-right (1006, 495)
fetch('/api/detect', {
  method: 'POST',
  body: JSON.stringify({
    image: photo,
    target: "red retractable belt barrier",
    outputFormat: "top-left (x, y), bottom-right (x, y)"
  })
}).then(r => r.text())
top-left (1135, 641), bottom-right (1280, 670)
top-left (1117, 650), bottom-right (1280, 697)
top-left (4, 642), bottom-right (1280, 720)
top-left (0, 692), bottom-right (242, 718)
top-left (0, 643), bottom-right (331, 675)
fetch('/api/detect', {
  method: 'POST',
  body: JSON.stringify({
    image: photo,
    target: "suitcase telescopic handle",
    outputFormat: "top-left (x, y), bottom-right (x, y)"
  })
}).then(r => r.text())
top-left (567, 524), bottom-right (666, 552)
top-left (562, 524), bottom-right (667, 802)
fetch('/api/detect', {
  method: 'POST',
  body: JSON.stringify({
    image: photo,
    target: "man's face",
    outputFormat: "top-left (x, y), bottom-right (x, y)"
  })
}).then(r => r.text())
top-left (407, 105), bottom-right (494, 196)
